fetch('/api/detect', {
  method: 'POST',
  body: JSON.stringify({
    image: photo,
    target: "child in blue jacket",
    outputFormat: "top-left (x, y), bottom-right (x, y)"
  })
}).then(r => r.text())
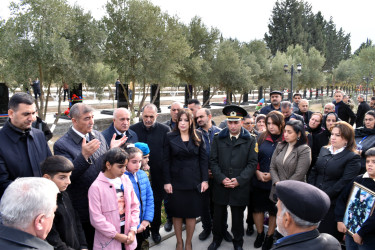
top-left (125, 143), bottom-right (154, 250)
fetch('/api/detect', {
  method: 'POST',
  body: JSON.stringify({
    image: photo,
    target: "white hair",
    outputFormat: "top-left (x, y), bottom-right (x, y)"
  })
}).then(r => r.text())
top-left (280, 201), bottom-right (320, 228)
top-left (142, 103), bottom-right (157, 113)
top-left (113, 107), bottom-right (131, 118)
top-left (0, 177), bottom-right (59, 230)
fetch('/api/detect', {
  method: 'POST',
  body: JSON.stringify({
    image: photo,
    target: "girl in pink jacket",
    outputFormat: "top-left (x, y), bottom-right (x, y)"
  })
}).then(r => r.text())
top-left (89, 148), bottom-right (140, 250)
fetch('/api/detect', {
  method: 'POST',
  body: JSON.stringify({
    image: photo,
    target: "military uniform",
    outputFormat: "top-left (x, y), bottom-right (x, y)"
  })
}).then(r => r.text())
top-left (208, 106), bottom-right (258, 250)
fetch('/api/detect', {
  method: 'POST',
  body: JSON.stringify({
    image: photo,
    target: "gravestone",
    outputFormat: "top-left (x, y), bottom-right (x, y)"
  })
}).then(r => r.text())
top-left (150, 84), bottom-right (161, 113)
top-left (117, 83), bottom-right (129, 109)
top-left (69, 83), bottom-right (83, 108)
top-left (0, 83), bottom-right (9, 126)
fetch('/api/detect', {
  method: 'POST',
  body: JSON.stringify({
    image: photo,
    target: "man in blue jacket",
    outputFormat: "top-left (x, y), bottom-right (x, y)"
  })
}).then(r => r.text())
top-left (102, 107), bottom-right (138, 145)
top-left (260, 91), bottom-right (283, 115)
top-left (0, 92), bottom-right (51, 198)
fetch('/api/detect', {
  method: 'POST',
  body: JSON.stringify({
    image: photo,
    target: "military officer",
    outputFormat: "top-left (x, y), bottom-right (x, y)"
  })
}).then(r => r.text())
top-left (208, 105), bottom-right (258, 250)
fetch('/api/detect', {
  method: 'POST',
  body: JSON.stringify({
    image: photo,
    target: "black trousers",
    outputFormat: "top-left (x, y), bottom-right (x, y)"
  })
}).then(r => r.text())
top-left (212, 203), bottom-right (245, 247)
top-left (201, 184), bottom-right (228, 231)
top-left (82, 221), bottom-right (95, 250)
top-left (246, 190), bottom-right (255, 226)
top-left (150, 187), bottom-right (171, 234)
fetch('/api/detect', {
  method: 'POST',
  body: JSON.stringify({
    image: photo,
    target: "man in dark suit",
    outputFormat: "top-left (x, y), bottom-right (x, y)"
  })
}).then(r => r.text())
top-left (0, 92), bottom-right (51, 198)
top-left (272, 180), bottom-right (341, 250)
top-left (356, 94), bottom-right (370, 128)
top-left (280, 101), bottom-right (304, 124)
top-left (163, 101), bottom-right (183, 130)
top-left (130, 103), bottom-right (170, 244)
top-left (333, 90), bottom-right (356, 125)
top-left (102, 107), bottom-right (138, 145)
top-left (296, 99), bottom-right (313, 125)
top-left (54, 103), bottom-right (126, 249)
top-left (208, 105), bottom-right (258, 250)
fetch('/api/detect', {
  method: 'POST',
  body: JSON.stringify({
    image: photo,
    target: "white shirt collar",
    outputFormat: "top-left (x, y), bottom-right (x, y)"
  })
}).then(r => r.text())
top-left (114, 127), bottom-right (126, 136)
top-left (363, 172), bottom-right (375, 181)
top-left (328, 145), bottom-right (346, 155)
top-left (72, 126), bottom-right (89, 140)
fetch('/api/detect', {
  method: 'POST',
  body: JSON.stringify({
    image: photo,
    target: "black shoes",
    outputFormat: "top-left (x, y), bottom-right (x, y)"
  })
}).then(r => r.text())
top-left (199, 229), bottom-right (211, 241)
top-left (254, 231), bottom-right (265, 248)
top-left (223, 230), bottom-right (233, 242)
top-left (207, 241), bottom-right (220, 250)
top-left (151, 232), bottom-right (161, 244)
top-left (262, 234), bottom-right (274, 250)
top-left (164, 219), bottom-right (173, 232)
top-left (246, 225), bottom-right (254, 236)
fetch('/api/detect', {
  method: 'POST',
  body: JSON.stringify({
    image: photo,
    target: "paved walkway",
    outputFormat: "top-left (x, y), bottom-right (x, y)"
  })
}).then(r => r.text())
top-left (150, 208), bottom-right (262, 250)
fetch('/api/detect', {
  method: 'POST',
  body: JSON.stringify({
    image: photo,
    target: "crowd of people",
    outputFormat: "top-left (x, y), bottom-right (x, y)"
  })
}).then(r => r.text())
top-left (0, 90), bottom-right (374, 250)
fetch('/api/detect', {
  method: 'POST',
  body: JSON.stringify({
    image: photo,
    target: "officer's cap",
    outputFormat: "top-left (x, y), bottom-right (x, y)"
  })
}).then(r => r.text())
top-left (276, 180), bottom-right (330, 223)
top-left (222, 105), bottom-right (248, 121)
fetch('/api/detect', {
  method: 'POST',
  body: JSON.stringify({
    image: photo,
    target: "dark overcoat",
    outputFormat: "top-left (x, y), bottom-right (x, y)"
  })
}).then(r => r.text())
top-left (210, 127), bottom-right (258, 206)
top-left (163, 130), bottom-right (208, 190)
top-left (271, 229), bottom-right (341, 250)
top-left (53, 127), bottom-right (108, 223)
top-left (101, 122), bottom-right (138, 146)
top-left (308, 147), bottom-right (361, 202)
top-left (0, 120), bottom-right (52, 197)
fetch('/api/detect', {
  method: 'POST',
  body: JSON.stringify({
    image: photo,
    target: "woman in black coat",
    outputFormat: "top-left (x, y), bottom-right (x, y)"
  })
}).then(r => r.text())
top-left (308, 121), bottom-right (361, 241)
top-left (163, 109), bottom-right (208, 250)
top-left (355, 110), bottom-right (375, 173)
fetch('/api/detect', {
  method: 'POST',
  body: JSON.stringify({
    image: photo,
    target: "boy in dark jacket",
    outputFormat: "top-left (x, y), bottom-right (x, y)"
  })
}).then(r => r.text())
top-left (335, 147), bottom-right (375, 249)
top-left (42, 155), bottom-right (88, 250)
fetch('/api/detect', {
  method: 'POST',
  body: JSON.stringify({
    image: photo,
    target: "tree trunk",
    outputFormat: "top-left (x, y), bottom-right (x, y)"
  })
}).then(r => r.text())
top-left (258, 86), bottom-right (263, 100)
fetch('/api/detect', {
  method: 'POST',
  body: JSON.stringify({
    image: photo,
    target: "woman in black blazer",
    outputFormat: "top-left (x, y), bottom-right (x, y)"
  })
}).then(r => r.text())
top-left (163, 109), bottom-right (208, 250)
top-left (308, 121), bottom-right (361, 241)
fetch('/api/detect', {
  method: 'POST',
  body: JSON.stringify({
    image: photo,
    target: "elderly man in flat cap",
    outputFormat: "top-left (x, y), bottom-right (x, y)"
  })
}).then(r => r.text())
top-left (208, 105), bottom-right (258, 250)
top-left (272, 180), bottom-right (341, 250)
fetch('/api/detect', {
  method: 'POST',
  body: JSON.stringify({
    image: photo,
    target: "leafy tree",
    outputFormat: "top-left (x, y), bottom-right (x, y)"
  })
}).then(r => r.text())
top-left (354, 39), bottom-right (374, 56)
top-left (103, 0), bottom-right (190, 115)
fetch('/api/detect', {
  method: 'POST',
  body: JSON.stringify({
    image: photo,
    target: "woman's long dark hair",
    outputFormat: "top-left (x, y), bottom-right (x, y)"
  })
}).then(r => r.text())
top-left (174, 109), bottom-right (201, 146)
top-left (258, 111), bottom-right (285, 145)
top-left (285, 120), bottom-right (307, 148)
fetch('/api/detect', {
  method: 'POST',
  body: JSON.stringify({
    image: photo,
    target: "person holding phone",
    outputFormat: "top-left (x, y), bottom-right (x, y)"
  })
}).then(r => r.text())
top-left (163, 109), bottom-right (208, 250)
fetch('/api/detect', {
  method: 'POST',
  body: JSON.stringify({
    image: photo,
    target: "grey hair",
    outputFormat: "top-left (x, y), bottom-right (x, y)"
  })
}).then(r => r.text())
top-left (143, 103), bottom-right (157, 113)
top-left (113, 107), bottom-right (131, 118)
top-left (281, 101), bottom-right (292, 109)
top-left (69, 103), bottom-right (94, 119)
top-left (325, 103), bottom-right (335, 108)
top-left (358, 94), bottom-right (365, 99)
top-left (334, 90), bottom-right (345, 96)
top-left (280, 201), bottom-right (320, 228)
top-left (171, 102), bottom-right (183, 109)
top-left (199, 108), bottom-right (211, 116)
top-left (0, 177), bottom-right (59, 230)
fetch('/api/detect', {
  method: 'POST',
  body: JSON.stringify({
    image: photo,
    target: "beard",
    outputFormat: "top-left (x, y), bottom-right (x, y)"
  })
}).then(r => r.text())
top-left (276, 214), bottom-right (288, 237)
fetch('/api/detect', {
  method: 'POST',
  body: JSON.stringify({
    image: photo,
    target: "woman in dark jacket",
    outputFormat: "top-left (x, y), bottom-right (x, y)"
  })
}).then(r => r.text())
top-left (311, 112), bottom-right (339, 168)
top-left (306, 112), bottom-right (324, 136)
top-left (252, 111), bottom-right (285, 250)
top-left (163, 109), bottom-right (208, 250)
top-left (355, 110), bottom-right (375, 173)
top-left (308, 121), bottom-right (361, 241)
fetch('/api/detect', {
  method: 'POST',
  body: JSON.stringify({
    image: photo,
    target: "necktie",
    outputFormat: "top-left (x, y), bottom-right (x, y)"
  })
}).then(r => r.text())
top-left (115, 133), bottom-right (124, 140)
top-left (231, 136), bottom-right (237, 144)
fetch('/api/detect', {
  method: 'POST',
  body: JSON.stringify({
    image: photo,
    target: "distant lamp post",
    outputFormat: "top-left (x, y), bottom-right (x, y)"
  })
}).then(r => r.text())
top-left (363, 75), bottom-right (374, 102)
top-left (284, 63), bottom-right (302, 101)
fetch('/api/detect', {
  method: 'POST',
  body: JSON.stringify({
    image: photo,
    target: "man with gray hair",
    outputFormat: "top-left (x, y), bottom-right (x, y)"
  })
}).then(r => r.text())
top-left (164, 101), bottom-right (184, 130)
top-left (102, 107), bottom-right (138, 146)
top-left (356, 94), bottom-right (370, 128)
top-left (54, 103), bottom-right (126, 248)
top-left (0, 177), bottom-right (59, 249)
top-left (130, 103), bottom-right (171, 244)
top-left (280, 101), bottom-right (304, 124)
top-left (323, 103), bottom-right (335, 114)
top-left (272, 180), bottom-right (341, 249)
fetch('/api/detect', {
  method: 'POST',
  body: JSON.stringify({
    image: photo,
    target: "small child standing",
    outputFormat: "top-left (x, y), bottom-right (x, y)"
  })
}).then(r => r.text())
top-left (125, 144), bottom-right (154, 250)
top-left (88, 148), bottom-right (140, 250)
top-left (336, 147), bottom-right (375, 249)
top-left (134, 142), bottom-right (151, 179)
top-left (41, 155), bottom-right (88, 250)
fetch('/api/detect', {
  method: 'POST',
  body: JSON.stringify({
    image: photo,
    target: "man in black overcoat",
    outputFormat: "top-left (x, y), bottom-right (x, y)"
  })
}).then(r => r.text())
top-left (208, 105), bottom-right (258, 250)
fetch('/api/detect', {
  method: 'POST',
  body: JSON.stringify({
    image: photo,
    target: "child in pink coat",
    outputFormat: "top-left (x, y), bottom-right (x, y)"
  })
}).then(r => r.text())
top-left (89, 148), bottom-right (140, 250)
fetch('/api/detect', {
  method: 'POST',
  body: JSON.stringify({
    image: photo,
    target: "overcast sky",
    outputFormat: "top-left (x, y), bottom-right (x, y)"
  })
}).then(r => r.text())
top-left (1, 0), bottom-right (374, 51)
